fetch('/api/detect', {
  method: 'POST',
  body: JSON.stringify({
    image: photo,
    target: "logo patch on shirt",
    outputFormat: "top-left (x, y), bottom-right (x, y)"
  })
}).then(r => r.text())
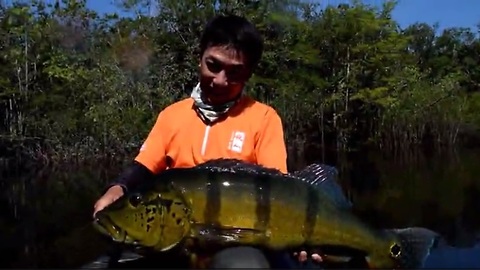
top-left (228, 131), bottom-right (245, 153)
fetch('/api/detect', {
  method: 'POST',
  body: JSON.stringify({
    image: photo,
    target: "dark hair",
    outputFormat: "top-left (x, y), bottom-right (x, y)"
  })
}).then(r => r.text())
top-left (200, 14), bottom-right (264, 69)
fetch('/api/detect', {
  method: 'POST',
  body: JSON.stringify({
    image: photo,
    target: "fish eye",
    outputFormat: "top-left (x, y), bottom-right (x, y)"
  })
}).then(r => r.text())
top-left (129, 193), bottom-right (142, 207)
top-left (390, 243), bottom-right (402, 258)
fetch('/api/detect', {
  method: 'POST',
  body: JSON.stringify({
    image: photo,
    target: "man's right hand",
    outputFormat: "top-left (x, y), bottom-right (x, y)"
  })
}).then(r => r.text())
top-left (93, 185), bottom-right (124, 218)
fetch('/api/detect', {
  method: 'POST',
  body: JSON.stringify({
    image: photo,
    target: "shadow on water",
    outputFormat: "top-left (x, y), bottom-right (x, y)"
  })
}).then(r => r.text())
top-left (341, 148), bottom-right (480, 248)
top-left (0, 147), bottom-right (480, 268)
top-left (0, 162), bottom-right (118, 268)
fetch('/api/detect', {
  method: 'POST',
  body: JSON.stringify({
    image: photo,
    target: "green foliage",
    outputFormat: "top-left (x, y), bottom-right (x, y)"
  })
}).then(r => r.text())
top-left (1, 0), bottom-right (480, 164)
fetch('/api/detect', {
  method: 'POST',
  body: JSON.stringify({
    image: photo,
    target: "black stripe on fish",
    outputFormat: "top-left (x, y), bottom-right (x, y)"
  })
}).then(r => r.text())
top-left (203, 170), bottom-right (221, 225)
top-left (254, 174), bottom-right (271, 242)
top-left (303, 185), bottom-right (320, 242)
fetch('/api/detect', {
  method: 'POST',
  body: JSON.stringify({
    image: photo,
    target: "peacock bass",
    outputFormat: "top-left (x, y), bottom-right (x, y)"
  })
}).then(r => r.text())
top-left (93, 158), bottom-right (440, 269)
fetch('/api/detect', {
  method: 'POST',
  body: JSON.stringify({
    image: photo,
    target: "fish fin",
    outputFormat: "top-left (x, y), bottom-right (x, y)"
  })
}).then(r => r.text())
top-left (196, 159), bottom-right (352, 209)
top-left (79, 251), bottom-right (143, 268)
top-left (116, 250), bottom-right (144, 263)
top-left (194, 158), bottom-right (283, 175)
top-left (387, 227), bottom-right (442, 268)
top-left (196, 158), bottom-right (248, 168)
top-left (79, 255), bottom-right (112, 269)
top-left (192, 224), bottom-right (267, 245)
top-left (195, 158), bottom-right (285, 175)
top-left (293, 163), bottom-right (353, 209)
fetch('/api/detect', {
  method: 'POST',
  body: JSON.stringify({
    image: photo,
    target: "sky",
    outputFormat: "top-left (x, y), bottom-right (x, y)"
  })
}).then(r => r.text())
top-left (84, 0), bottom-right (479, 34)
top-left (390, 0), bottom-right (479, 32)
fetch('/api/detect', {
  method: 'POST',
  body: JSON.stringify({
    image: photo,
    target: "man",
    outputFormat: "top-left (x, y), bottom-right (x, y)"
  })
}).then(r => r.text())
top-left (93, 14), bottom-right (321, 268)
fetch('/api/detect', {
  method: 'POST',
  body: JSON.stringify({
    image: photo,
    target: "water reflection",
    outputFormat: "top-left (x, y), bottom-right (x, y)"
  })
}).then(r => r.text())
top-left (0, 149), bottom-right (479, 268)
top-left (0, 162), bottom-right (116, 268)
top-left (424, 243), bottom-right (480, 268)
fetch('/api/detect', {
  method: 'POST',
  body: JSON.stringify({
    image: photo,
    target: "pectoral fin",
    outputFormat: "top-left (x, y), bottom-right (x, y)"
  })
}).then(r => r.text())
top-left (191, 224), bottom-right (268, 245)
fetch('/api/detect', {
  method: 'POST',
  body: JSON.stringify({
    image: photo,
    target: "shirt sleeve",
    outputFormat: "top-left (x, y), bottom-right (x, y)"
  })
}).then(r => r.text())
top-left (255, 107), bottom-right (288, 173)
top-left (134, 110), bottom-right (170, 174)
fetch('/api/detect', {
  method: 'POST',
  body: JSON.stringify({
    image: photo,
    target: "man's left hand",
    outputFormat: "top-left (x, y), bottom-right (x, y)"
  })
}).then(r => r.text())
top-left (294, 250), bottom-right (323, 263)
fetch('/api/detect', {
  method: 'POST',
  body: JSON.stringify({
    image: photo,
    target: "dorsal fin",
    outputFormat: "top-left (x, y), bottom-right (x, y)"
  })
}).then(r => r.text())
top-left (292, 163), bottom-right (352, 209)
top-left (196, 158), bottom-right (352, 209)
top-left (195, 158), bottom-right (284, 176)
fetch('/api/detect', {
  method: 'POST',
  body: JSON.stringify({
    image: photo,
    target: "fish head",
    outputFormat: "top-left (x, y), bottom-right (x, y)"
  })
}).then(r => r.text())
top-left (93, 185), bottom-right (192, 251)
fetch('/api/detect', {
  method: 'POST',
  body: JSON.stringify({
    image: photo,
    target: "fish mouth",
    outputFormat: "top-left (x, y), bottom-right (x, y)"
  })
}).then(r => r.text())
top-left (93, 215), bottom-right (127, 243)
top-left (93, 215), bottom-right (141, 246)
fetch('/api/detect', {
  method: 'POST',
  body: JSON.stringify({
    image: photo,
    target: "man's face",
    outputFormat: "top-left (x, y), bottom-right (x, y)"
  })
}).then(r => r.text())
top-left (199, 45), bottom-right (252, 105)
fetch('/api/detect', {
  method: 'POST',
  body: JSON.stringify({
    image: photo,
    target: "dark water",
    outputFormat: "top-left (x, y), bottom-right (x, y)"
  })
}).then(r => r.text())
top-left (1, 148), bottom-right (480, 268)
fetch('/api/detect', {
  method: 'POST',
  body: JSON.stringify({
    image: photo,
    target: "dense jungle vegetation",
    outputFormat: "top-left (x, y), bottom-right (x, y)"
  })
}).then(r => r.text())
top-left (1, 0), bottom-right (479, 170)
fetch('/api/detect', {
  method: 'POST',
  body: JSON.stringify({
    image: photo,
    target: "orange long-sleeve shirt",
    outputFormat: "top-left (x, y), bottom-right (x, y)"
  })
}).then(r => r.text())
top-left (134, 95), bottom-right (288, 174)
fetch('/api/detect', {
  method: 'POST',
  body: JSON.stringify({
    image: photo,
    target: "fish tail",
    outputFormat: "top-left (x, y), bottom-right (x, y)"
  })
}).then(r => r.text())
top-left (388, 227), bottom-right (442, 268)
